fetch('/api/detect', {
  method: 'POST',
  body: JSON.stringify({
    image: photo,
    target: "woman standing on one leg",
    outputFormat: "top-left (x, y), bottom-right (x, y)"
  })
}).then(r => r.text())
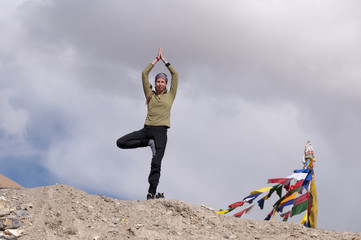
top-left (116, 47), bottom-right (178, 200)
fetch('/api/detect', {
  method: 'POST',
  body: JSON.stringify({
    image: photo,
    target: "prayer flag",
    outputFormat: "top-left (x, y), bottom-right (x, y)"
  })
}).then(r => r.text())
top-left (234, 209), bottom-right (247, 218)
top-left (300, 212), bottom-right (307, 225)
top-left (282, 211), bottom-right (290, 222)
top-left (290, 193), bottom-right (309, 217)
top-left (290, 201), bottom-right (308, 217)
top-left (250, 187), bottom-right (273, 195)
top-left (276, 185), bottom-right (283, 198)
top-left (216, 141), bottom-right (317, 228)
top-left (264, 184), bottom-right (281, 200)
top-left (243, 192), bottom-right (262, 203)
top-left (229, 201), bottom-right (246, 208)
top-left (293, 192), bottom-right (309, 205)
top-left (308, 179), bottom-right (318, 228)
top-left (216, 207), bottom-right (237, 214)
top-left (289, 180), bottom-right (304, 191)
top-left (277, 192), bottom-right (297, 212)
top-left (216, 209), bottom-right (230, 214)
top-left (287, 172), bottom-right (308, 181)
top-left (268, 178), bottom-right (289, 184)
top-left (293, 169), bottom-right (310, 173)
top-left (245, 204), bottom-right (255, 214)
top-left (264, 210), bottom-right (274, 221)
top-left (257, 198), bottom-right (265, 210)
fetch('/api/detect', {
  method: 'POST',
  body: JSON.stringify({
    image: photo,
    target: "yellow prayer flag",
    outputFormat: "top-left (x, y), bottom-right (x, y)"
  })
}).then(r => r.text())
top-left (309, 179), bottom-right (318, 228)
top-left (279, 192), bottom-right (298, 206)
top-left (250, 187), bottom-right (273, 195)
top-left (271, 209), bottom-right (277, 221)
top-left (300, 212), bottom-right (307, 225)
top-left (216, 209), bottom-right (230, 215)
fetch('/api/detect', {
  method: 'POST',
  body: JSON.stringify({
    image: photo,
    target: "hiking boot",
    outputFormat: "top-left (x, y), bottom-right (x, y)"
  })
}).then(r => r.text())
top-left (155, 192), bottom-right (164, 199)
top-left (146, 193), bottom-right (154, 200)
top-left (148, 139), bottom-right (156, 157)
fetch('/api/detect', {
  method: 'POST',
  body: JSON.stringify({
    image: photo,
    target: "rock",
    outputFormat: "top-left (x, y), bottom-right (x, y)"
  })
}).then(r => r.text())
top-left (0, 218), bottom-right (23, 230)
top-left (201, 204), bottom-right (214, 211)
top-left (21, 203), bottom-right (33, 210)
top-left (13, 210), bottom-right (28, 218)
top-left (5, 228), bottom-right (24, 237)
top-left (0, 201), bottom-right (11, 217)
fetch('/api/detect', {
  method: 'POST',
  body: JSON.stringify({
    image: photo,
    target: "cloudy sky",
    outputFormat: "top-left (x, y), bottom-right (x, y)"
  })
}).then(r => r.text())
top-left (1, 0), bottom-right (360, 232)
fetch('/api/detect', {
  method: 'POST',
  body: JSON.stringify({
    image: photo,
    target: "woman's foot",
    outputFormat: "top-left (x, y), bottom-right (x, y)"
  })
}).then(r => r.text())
top-left (156, 192), bottom-right (164, 199)
top-left (146, 193), bottom-right (154, 200)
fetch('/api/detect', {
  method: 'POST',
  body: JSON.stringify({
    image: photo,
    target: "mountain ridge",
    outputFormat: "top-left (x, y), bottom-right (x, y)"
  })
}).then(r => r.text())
top-left (1, 184), bottom-right (360, 240)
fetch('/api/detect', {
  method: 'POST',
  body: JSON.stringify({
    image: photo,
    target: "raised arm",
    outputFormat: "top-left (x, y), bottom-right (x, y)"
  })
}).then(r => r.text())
top-left (160, 48), bottom-right (178, 97)
top-left (142, 48), bottom-right (163, 97)
top-left (150, 48), bottom-right (162, 65)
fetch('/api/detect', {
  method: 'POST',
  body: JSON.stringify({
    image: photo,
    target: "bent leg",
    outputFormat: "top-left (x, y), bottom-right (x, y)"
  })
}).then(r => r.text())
top-left (116, 128), bottom-right (150, 149)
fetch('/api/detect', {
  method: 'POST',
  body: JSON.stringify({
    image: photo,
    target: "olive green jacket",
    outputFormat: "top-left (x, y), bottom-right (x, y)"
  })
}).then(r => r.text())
top-left (142, 63), bottom-right (178, 128)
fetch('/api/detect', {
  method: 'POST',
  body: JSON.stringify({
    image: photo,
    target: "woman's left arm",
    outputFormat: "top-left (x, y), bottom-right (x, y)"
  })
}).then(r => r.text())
top-left (167, 64), bottom-right (178, 98)
top-left (160, 48), bottom-right (178, 98)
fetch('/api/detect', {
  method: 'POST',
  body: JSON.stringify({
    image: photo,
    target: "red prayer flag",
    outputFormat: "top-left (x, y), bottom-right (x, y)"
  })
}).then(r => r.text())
top-left (289, 180), bottom-right (304, 190)
top-left (229, 201), bottom-right (246, 208)
top-left (233, 209), bottom-right (247, 218)
top-left (268, 178), bottom-right (289, 184)
top-left (293, 192), bottom-right (309, 205)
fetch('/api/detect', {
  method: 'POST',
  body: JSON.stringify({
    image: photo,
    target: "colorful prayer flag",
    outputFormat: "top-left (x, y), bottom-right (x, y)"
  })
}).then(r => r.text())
top-left (243, 192), bottom-right (262, 203)
top-left (250, 187), bottom-right (273, 195)
top-left (229, 201), bottom-right (246, 209)
top-left (234, 209), bottom-right (247, 218)
top-left (216, 141), bottom-right (317, 228)
top-left (264, 209), bottom-right (274, 221)
top-left (282, 211), bottom-right (290, 222)
top-left (257, 198), bottom-right (265, 210)
top-left (290, 193), bottom-right (309, 217)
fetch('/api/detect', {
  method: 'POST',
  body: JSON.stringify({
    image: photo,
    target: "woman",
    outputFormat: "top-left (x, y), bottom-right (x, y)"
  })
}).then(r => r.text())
top-left (116, 47), bottom-right (178, 200)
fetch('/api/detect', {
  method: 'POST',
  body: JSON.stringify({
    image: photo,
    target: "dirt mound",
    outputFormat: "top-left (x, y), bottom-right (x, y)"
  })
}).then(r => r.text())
top-left (0, 174), bottom-right (23, 189)
top-left (1, 184), bottom-right (360, 240)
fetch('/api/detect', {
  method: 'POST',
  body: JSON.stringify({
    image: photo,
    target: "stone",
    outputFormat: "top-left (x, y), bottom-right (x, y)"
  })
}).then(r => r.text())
top-left (21, 203), bottom-right (33, 210)
top-left (201, 204), bottom-right (214, 211)
top-left (13, 210), bottom-right (28, 218)
top-left (0, 201), bottom-right (11, 217)
top-left (0, 218), bottom-right (22, 230)
top-left (5, 229), bottom-right (24, 237)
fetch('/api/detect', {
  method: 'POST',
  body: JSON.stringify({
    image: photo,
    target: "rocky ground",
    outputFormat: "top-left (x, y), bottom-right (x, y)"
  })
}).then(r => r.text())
top-left (0, 184), bottom-right (360, 240)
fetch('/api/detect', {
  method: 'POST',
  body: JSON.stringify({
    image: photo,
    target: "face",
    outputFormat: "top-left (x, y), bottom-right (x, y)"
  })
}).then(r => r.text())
top-left (155, 78), bottom-right (167, 94)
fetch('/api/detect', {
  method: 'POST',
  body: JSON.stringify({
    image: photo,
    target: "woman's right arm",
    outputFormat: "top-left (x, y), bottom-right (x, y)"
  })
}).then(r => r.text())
top-left (142, 48), bottom-right (161, 98)
top-left (142, 63), bottom-right (154, 98)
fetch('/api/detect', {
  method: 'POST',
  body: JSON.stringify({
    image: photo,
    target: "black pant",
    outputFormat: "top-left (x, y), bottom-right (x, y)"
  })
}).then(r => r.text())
top-left (116, 125), bottom-right (168, 195)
